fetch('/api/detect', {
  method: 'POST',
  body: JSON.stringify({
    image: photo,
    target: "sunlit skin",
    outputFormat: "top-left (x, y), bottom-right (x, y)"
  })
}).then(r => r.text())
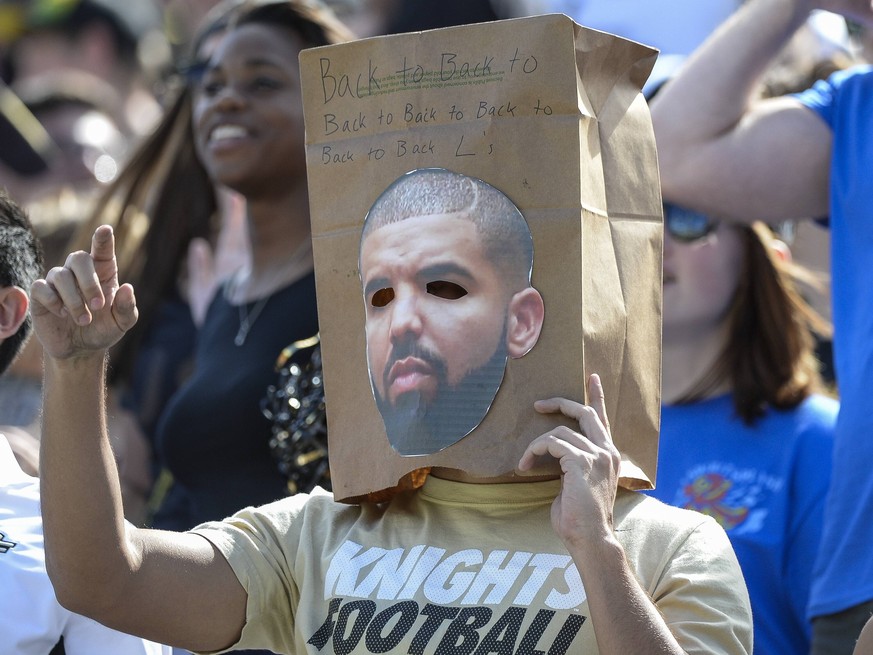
top-left (192, 23), bottom-right (307, 196)
top-left (361, 214), bottom-right (513, 408)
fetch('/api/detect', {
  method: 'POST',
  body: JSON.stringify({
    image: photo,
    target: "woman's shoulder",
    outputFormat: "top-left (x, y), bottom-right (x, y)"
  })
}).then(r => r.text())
top-left (777, 395), bottom-right (838, 473)
top-left (794, 393), bottom-right (839, 430)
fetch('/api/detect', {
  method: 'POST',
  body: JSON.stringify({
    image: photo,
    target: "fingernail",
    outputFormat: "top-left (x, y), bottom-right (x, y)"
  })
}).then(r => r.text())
top-left (90, 298), bottom-right (103, 310)
top-left (78, 314), bottom-right (90, 326)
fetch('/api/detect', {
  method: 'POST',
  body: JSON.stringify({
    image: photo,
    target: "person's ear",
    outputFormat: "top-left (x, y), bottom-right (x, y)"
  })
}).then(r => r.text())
top-left (0, 286), bottom-right (29, 340)
top-left (506, 287), bottom-right (544, 358)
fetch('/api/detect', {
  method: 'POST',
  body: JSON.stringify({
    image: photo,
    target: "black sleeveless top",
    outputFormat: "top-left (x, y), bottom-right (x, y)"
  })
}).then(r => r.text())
top-left (153, 272), bottom-right (319, 529)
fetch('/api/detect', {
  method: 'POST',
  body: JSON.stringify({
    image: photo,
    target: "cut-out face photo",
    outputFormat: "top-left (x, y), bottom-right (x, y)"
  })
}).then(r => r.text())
top-left (359, 168), bottom-right (545, 456)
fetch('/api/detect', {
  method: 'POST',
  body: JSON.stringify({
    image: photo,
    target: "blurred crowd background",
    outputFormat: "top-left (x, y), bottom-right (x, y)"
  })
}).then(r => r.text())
top-left (2, 2), bottom-right (870, 653)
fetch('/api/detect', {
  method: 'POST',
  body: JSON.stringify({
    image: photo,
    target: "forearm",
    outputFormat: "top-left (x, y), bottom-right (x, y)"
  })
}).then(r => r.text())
top-left (570, 536), bottom-right (685, 655)
top-left (651, 0), bottom-right (834, 220)
top-left (39, 352), bottom-right (249, 649)
top-left (39, 351), bottom-right (136, 614)
top-left (31, 227), bottom-right (249, 649)
top-left (652, 0), bottom-right (810, 150)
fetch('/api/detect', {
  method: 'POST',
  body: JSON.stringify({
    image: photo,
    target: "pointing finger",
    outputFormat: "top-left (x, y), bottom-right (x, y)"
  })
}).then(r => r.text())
top-left (90, 225), bottom-right (116, 264)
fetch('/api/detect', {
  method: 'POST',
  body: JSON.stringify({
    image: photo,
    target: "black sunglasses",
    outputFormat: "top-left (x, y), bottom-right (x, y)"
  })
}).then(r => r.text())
top-left (664, 203), bottom-right (719, 243)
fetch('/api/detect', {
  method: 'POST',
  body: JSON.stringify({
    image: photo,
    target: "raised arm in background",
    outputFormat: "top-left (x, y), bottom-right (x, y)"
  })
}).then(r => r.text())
top-left (651, 0), bottom-right (873, 222)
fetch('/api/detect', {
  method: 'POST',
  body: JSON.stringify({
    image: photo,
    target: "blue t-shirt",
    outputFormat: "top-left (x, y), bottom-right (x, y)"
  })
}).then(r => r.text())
top-left (795, 66), bottom-right (873, 618)
top-left (649, 394), bottom-right (837, 655)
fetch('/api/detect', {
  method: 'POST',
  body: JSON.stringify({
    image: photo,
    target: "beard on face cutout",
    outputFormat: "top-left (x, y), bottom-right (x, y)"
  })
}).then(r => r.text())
top-left (372, 324), bottom-right (509, 456)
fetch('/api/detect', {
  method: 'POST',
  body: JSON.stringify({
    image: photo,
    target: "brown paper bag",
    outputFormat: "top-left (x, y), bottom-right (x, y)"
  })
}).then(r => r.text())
top-left (299, 14), bottom-right (662, 503)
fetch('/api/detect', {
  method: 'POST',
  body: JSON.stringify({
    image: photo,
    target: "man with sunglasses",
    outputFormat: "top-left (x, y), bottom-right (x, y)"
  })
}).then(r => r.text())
top-left (651, 0), bottom-right (873, 652)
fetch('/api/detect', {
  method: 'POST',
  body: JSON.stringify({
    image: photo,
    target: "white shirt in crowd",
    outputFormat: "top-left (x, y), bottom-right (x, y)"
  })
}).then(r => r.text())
top-left (0, 435), bottom-right (170, 655)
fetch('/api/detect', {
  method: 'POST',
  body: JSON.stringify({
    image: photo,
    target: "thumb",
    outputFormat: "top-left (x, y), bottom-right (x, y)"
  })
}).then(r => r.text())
top-left (112, 283), bottom-right (139, 333)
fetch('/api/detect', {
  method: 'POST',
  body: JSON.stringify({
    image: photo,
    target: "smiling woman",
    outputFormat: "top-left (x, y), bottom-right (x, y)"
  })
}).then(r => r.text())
top-left (64, 2), bottom-right (355, 551)
top-left (149, 3), bottom-right (353, 538)
top-left (192, 22), bottom-right (308, 196)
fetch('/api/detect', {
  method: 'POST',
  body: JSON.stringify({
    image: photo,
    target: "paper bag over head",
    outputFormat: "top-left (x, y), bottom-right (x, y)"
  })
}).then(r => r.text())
top-left (299, 14), bottom-right (662, 503)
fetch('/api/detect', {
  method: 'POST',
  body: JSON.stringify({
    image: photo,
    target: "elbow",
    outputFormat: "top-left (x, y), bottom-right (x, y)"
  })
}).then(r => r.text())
top-left (650, 106), bottom-right (702, 201)
top-left (46, 554), bottom-right (118, 619)
top-left (651, 129), bottom-right (686, 199)
top-left (49, 573), bottom-right (95, 617)
top-left (652, 136), bottom-right (707, 205)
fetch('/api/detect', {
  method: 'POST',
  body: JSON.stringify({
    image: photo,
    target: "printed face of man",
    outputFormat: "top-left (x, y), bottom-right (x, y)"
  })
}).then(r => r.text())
top-left (361, 213), bottom-right (525, 455)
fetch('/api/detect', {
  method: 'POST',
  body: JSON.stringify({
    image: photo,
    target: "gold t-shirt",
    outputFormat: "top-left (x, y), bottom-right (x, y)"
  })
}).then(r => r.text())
top-left (192, 478), bottom-right (752, 654)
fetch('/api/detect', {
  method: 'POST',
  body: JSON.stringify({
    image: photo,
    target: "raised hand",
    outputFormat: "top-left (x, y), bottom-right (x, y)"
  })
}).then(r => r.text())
top-left (518, 374), bottom-right (620, 548)
top-left (31, 225), bottom-right (138, 360)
